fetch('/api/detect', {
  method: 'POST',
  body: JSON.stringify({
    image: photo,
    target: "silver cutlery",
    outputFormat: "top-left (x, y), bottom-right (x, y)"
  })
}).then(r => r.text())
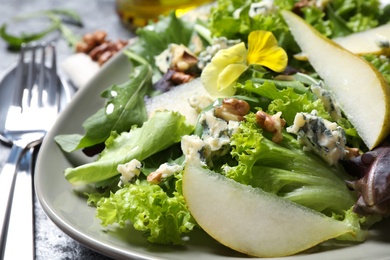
top-left (0, 42), bottom-right (62, 259)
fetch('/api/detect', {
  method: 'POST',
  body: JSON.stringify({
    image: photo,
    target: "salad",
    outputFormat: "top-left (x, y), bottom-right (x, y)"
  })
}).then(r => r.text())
top-left (55, 0), bottom-right (390, 257)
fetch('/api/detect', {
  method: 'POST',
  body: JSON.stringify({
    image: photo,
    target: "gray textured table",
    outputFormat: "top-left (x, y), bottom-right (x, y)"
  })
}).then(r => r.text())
top-left (0, 0), bottom-right (134, 259)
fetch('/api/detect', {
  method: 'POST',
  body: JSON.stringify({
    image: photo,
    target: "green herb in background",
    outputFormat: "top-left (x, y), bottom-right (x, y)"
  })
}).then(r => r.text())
top-left (0, 9), bottom-right (82, 50)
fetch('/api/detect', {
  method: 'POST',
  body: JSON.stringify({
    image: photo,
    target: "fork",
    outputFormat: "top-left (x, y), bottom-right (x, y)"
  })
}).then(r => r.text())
top-left (0, 42), bottom-right (61, 259)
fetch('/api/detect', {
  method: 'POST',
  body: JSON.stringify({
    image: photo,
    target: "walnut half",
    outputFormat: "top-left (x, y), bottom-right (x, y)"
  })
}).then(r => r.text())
top-left (256, 111), bottom-right (286, 143)
top-left (76, 30), bottom-right (128, 65)
top-left (215, 98), bottom-right (250, 122)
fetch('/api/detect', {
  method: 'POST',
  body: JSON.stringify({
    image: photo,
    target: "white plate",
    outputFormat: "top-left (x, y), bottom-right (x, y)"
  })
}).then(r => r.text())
top-left (35, 51), bottom-right (390, 260)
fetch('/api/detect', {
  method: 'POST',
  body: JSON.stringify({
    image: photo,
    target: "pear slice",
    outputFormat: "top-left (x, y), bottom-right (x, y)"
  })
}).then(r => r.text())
top-left (281, 10), bottom-right (390, 149)
top-left (145, 78), bottom-right (212, 125)
top-left (294, 23), bottom-right (390, 60)
top-left (333, 23), bottom-right (390, 56)
top-left (182, 162), bottom-right (356, 258)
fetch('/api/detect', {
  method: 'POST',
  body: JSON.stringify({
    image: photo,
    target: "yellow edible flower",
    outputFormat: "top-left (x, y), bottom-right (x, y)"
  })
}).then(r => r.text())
top-left (247, 30), bottom-right (288, 73)
top-left (201, 30), bottom-right (288, 97)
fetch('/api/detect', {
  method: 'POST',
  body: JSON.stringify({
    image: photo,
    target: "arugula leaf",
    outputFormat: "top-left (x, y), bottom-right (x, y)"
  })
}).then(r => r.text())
top-left (0, 13), bottom-right (61, 49)
top-left (55, 64), bottom-right (152, 153)
top-left (0, 9), bottom-right (82, 49)
top-left (64, 110), bottom-right (193, 185)
top-left (48, 9), bottom-right (83, 26)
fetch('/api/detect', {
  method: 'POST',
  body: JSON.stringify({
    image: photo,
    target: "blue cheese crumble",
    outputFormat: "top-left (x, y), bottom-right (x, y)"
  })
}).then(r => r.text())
top-left (311, 81), bottom-right (342, 121)
top-left (197, 37), bottom-right (241, 70)
top-left (287, 110), bottom-right (347, 165)
top-left (117, 159), bottom-right (142, 183)
top-left (233, 0), bottom-right (276, 18)
top-left (147, 163), bottom-right (183, 184)
top-left (181, 109), bottom-right (240, 166)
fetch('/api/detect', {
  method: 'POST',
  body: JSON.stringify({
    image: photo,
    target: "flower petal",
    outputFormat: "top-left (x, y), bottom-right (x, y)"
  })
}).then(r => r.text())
top-left (217, 63), bottom-right (248, 93)
top-left (201, 42), bottom-right (248, 97)
top-left (211, 42), bottom-right (247, 66)
top-left (247, 30), bottom-right (288, 72)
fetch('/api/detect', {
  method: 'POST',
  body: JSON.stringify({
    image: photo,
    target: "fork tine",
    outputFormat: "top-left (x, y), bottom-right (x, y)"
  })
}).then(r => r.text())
top-left (12, 45), bottom-right (26, 107)
top-left (38, 44), bottom-right (46, 108)
top-left (47, 42), bottom-right (59, 108)
top-left (25, 44), bottom-right (37, 107)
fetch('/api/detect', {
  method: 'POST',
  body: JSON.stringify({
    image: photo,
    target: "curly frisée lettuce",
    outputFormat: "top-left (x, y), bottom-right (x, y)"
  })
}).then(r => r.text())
top-left (95, 179), bottom-right (196, 245)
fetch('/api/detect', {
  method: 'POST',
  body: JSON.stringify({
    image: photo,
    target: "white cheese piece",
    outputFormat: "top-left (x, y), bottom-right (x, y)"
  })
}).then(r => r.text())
top-left (181, 109), bottom-right (240, 166)
top-left (311, 81), bottom-right (342, 121)
top-left (287, 110), bottom-right (347, 165)
top-left (155, 163), bottom-right (183, 179)
top-left (181, 135), bottom-right (207, 165)
top-left (117, 159), bottom-right (142, 183)
top-left (249, 0), bottom-right (276, 17)
top-left (155, 47), bottom-right (172, 74)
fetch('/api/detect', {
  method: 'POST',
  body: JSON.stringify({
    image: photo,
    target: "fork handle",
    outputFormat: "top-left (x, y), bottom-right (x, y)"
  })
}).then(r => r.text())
top-left (1, 149), bottom-right (34, 260)
top-left (0, 144), bottom-right (28, 258)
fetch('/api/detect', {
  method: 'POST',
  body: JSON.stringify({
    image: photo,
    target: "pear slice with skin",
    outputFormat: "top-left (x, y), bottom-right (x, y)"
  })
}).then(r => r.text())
top-left (182, 162), bottom-right (358, 258)
top-left (294, 23), bottom-right (390, 60)
top-left (333, 23), bottom-right (390, 56)
top-left (281, 10), bottom-right (390, 150)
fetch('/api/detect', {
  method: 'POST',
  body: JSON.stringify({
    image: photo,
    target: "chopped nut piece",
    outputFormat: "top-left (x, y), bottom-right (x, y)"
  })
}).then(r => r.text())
top-left (98, 51), bottom-right (114, 65)
top-left (76, 30), bottom-right (128, 65)
top-left (344, 147), bottom-right (361, 160)
top-left (75, 41), bottom-right (90, 53)
top-left (93, 30), bottom-right (108, 44)
top-left (171, 44), bottom-right (198, 72)
top-left (89, 42), bottom-right (110, 60)
top-left (256, 111), bottom-right (286, 143)
top-left (171, 71), bottom-right (194, 85)
top-left (147, 171), bottom-right (162, 184)
top-left (215, 98), bottom-right (250, 122)
top-left (82, 32), bottom-right (97, 46)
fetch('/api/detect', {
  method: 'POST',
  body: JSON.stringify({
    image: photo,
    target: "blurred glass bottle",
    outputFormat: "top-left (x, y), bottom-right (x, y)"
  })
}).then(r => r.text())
top-left (116, 0), bottom-right (214, 29)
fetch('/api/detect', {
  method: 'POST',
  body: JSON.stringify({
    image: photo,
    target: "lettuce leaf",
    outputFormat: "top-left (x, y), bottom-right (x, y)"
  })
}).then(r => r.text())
top-left (64, 111), bottom-right (193, 185)
top-left (207, 0), bottom-right (384, 53)
top-left (55, 64), bottom-right (152, 153)
top-left (208, 0), bottom-right (288, 41)
top-left (331, 0), bottom-right (381, 32)
top-left (237, 80), bottom-right (331, 125)
top-left (96, 179), bottom-right (196, 245)
top-left (226, 113), bottom-right (358, 218)
top-left (128, 12), bottom-right (194, 69)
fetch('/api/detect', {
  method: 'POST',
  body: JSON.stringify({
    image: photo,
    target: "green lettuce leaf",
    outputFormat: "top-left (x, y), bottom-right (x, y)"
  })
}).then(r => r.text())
top-left (331, 0), bottom-right (381, 32)
top-left (55, 64), bottom-right (152, 153)
top-left (207, 0), bottom-right (384, 55)
top-left (96, 179), bottom-right (196, 245)
top-left (227, 113), bottom-right (358, 219)
top-left (208, 0), bottom-right (288, 41)
top-left (65, 110), bottom-right (193, 185)
top-left (237, 80), bottom-right (330, 126)
top-left (128, 12), bottom-right (194, 68)
top-left (364, 54), bottom-right (390, 84)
